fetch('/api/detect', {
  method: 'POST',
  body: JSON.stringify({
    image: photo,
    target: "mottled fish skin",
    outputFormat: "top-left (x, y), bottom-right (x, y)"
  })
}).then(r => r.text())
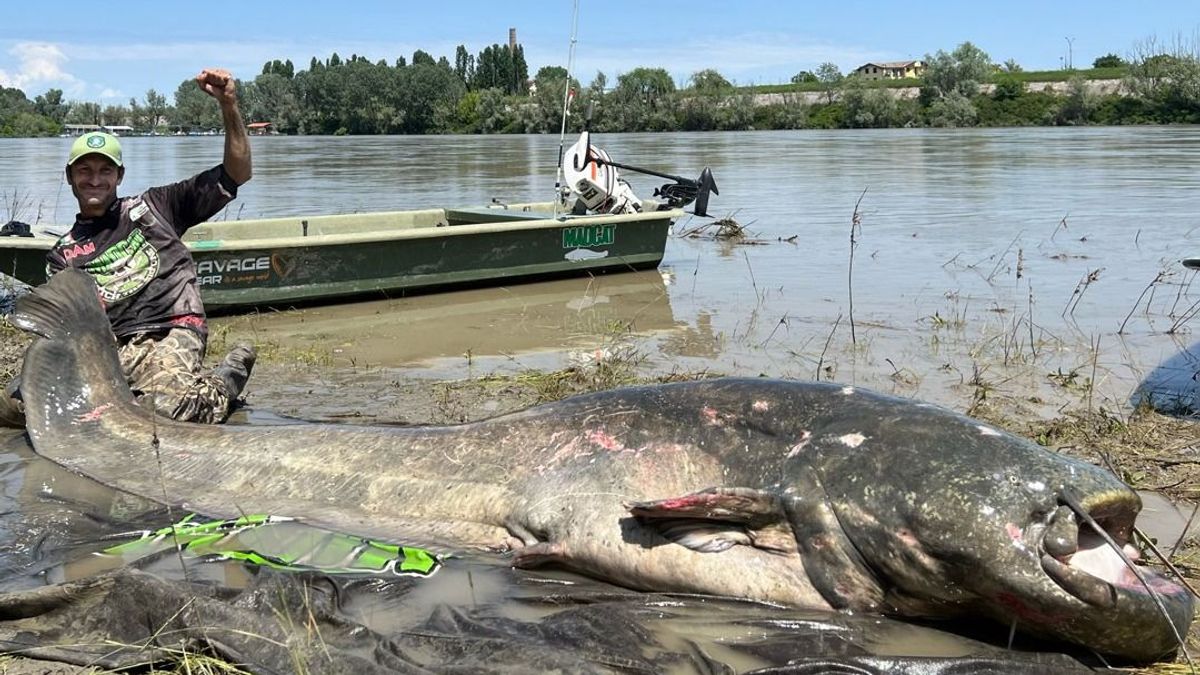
top-left (11, 269), bottom-right (1195, 662)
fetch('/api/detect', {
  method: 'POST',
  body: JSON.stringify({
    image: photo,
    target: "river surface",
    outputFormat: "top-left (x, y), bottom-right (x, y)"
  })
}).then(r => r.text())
top-left (3, 128), bottom-right (1197, 410)
top-left (0, 128), bottom-right (1197, 669)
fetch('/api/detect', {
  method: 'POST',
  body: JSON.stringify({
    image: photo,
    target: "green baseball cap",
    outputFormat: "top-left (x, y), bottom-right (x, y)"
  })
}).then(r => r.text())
top-left (67, 132), bottom-right (123, 167)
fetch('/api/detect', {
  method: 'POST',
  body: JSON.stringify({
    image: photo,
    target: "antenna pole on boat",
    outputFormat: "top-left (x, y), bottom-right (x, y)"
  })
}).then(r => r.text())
top-left (553, 0), bottom-right (582, 219)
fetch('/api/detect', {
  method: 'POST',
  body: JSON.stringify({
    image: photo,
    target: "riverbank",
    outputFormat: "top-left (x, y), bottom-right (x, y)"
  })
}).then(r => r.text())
top-left (0, 303), bottom-right (1196, 671)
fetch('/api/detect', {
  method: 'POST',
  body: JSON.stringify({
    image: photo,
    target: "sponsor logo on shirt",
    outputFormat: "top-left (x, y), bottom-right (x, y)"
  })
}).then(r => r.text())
top-left (79, 229), bottom-right (161, 303)
top-left (61, 242), bottom-right (97, 261)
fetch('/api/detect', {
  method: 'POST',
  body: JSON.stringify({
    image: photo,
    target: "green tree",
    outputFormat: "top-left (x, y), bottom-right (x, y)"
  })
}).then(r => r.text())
top-left (992, 72), bottom-right (1024, 101)
top-left (171, 77), bottom-right (222, 130)
top-left (714, 93), bottom-right (755, 130)
top-left (474, 87), bottom-right (514, 133)
top-left (412, 50), bottom-right (436, 67)
top-left (473, 44), bottom-right (526, 94)
top-left (535, 65), bottom-right (568, 82)
top-left (65, 101), bottom-right (101, 125)
top-left (612, 67), bottom-right (675, 105)
top-left (921, 42), bottom-right (993, 103)
top-left (143, 89), bottom-right (168, 130)
top-left (1056, 76), bottom-right (1096, 125)
top-left (512, 45), bottom-right (530, 94)
top-left (244, 72), bottom-right (301, 132)
top-left (520, 71), bottom-right (577, 133)
top-left (454, 45), bottom-right (474, 85)
top-left (128, 96), bottom-right (147, 130)
top-left (677, 96), bottom-right (719, 131)
top-left (588, 71), bottom-right (607, 95)
top-left (2, 111), bottom-right (58, 137)
top-left (1093, 53), bottom-right (1125, 68)
top-left (791, 70), bottom-right (818, 84)
top-left (688, 69), bottom-right (733, 93)
top-left (33, 88), bottom-right (67, 123)
top-left (0, 85), bottom-right (34, 127)
top-left (101, 103), bottom-right (130, 127)
top-left (840, 78), bottom-right (907, 128)
top-left (398, 62), bottom-right (467, 133)
top-left (262, 59), bottom-right (295, 78)
top-left (1125, 38), bottom-right (1200, 121)
top-left (0, 85), bottom-right (59, 137)
top-left (927, 91), bottom-right (977, 127)
top-left (815, 62), bottom-right (843, 104)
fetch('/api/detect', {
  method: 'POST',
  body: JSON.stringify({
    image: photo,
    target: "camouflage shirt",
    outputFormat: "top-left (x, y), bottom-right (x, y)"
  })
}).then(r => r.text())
top-left (46, 165), bottom-right (238, 340)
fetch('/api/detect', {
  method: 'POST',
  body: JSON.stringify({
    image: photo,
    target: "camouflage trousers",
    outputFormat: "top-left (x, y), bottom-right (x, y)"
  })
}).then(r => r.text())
top-left (119, 328), bottom-right (235, 424)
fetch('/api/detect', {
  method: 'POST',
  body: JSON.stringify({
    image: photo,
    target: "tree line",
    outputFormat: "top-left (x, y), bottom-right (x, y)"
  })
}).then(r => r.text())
top-left (2, 38), bottom-right (1197, 137)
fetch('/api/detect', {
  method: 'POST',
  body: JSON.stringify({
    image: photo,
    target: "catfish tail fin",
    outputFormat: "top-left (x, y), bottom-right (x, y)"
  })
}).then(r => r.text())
top-left (10, 269), bottom-right (137, 445)
top-left (11, 267), bottom-right (110, 340)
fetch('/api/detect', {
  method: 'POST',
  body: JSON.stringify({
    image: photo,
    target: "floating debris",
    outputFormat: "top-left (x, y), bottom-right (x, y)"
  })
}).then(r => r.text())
top-left (677, 212), bottom-right (777, 245)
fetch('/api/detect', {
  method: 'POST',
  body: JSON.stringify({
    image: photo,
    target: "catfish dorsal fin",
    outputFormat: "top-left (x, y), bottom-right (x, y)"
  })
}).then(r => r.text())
top-left (626, 487), bottom-right (798, 554)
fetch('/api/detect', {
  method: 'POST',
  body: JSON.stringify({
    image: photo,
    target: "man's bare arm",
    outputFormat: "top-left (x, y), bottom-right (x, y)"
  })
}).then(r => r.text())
top-left (197, 68), bottom-right (252, 186)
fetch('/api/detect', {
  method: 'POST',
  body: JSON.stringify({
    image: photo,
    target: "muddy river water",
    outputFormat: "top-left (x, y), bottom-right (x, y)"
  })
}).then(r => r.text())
top-left (4, 128), bottom-right (1199, 406)
top-left (0, 128), bottom-right (1197, 670)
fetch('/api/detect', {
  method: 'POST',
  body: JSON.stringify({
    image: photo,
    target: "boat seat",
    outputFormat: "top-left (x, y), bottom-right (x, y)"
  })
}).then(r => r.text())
top-left (444, 208), bottom-right (551, 226)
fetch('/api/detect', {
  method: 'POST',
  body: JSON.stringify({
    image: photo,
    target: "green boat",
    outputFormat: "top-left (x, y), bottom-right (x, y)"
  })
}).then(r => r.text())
top-left (1, 131), bottom-right (717, 312)
top-left (0, 202), bottom-right (682, 312)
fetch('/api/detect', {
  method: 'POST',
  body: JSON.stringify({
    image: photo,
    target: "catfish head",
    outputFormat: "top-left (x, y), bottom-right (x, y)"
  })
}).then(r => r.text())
top-left (802, 403), bottom-right (1193, 662)
top-left (631, 391), bottom-right (1193, 662)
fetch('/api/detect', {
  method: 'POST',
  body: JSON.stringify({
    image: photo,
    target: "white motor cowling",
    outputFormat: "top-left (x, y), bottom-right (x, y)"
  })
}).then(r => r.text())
top-left (561, 132), bottom-right (643, 215)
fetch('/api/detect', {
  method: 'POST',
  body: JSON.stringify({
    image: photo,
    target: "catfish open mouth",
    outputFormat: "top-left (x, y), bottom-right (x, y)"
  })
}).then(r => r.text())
top-left (1039, 490), bottom-right (1188, 608)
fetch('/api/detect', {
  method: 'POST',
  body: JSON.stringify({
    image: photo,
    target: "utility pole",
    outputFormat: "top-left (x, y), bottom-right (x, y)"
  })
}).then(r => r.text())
top-left (1065, 36), bottom-right (1075, 69)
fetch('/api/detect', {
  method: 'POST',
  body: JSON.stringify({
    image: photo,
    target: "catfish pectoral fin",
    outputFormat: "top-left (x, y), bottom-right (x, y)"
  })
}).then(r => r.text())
top-left (628, 487), bottom-right (799, 554)
top-left (642, 518), bottom-right (751, 552)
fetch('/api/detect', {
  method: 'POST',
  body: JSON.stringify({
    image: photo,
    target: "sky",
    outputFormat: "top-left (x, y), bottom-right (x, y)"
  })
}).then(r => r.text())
top-left (1, 0), bottom-right (1196, 103)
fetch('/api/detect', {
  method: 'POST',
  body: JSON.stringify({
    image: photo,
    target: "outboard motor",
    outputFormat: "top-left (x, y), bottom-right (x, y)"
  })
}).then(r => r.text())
top-left (560, 103), bottom-right (719, 217)
top-left (562, 132), bottom-right (643, 215)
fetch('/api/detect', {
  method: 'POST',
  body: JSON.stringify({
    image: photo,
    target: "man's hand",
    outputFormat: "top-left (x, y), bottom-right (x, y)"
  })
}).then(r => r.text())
top-left (196, 68), bottom-right (238, 107)
top-left (197, 67), bottom-right (252, 185)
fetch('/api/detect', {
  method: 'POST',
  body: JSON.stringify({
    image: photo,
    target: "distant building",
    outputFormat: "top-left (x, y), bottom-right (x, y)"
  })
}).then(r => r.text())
top-left (247, 121), bottom-right (273, 135)
top-left (62, 123), bottom-right (135, 136)
top-left (854, 60), bottom-right (926, 80)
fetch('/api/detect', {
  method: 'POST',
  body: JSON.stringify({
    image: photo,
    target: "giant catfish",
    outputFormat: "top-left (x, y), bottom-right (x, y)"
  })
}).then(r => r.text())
top-left (10, 269), bottom-right (1195, 661)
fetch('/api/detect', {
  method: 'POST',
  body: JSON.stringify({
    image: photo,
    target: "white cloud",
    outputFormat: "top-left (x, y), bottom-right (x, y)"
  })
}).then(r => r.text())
top-left (97, 88), bottom-right (124, 100)
top-left (0, 41), bottom-right (81, 93)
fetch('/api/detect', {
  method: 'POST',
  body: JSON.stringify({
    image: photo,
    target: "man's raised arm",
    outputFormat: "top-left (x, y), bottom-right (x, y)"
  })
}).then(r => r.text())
top-left (196, 68), bottom-right (252, 186)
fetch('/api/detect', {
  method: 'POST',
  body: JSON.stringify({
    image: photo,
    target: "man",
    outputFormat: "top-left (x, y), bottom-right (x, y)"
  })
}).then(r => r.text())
top-left (0, 68), bottom-right (255, 427)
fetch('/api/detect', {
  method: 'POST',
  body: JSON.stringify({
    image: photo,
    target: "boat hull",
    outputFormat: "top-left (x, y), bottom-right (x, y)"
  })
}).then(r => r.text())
top-left (0, 203), bottom-right (678, 312)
